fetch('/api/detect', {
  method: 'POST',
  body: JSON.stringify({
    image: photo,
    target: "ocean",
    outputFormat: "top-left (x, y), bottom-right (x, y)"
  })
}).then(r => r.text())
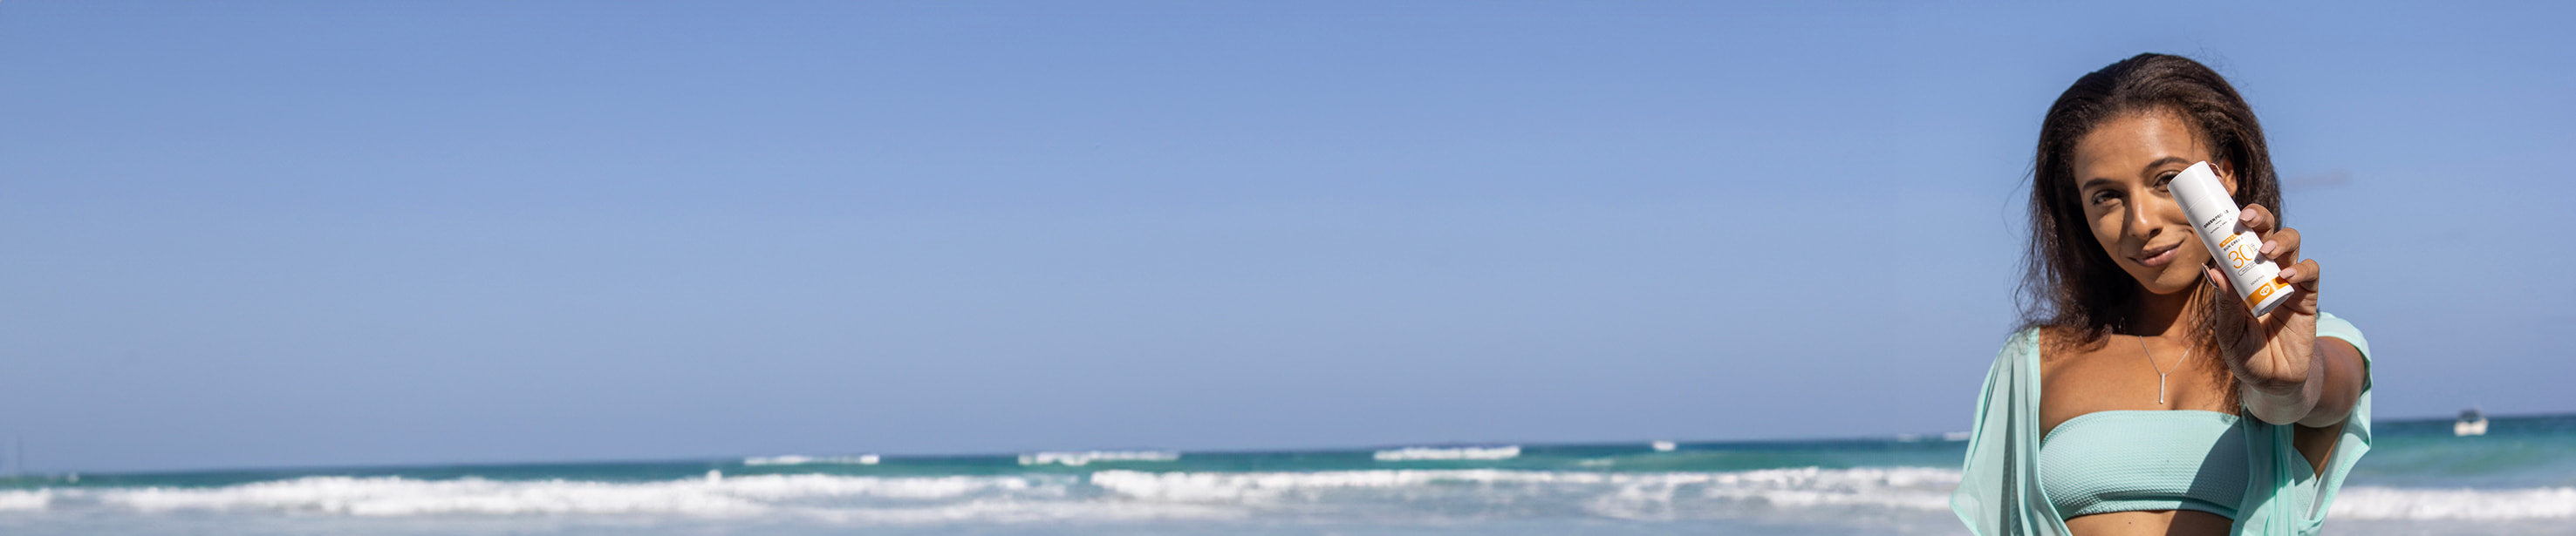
top-left (2, 414), bottom-right (2567, 535)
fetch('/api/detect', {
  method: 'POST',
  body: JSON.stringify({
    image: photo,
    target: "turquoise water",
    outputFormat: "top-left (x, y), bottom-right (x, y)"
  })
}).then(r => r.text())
top-left (2, 414), bottom-right (2567, 535)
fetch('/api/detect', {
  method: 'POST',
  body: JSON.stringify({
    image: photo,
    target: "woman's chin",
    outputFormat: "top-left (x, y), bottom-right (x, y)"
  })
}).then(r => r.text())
top-left (2140, 273), bottom-right (2206, 295)
top-left (2142, 283), bottom-right (2197, 295)
top-left (2122, 268), bottom-right (2204, 295)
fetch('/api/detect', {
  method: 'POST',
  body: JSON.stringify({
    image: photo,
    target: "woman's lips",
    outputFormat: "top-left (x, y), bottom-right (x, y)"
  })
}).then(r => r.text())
top-left (2134, 244), bottom-right (2180, 268)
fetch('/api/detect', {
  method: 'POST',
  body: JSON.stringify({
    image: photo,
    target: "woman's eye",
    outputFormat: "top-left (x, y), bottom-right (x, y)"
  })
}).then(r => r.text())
top-left (2153, 172), bottom-right (2178, 191)
top-left (2090, 190), bottom-right (2118, 204)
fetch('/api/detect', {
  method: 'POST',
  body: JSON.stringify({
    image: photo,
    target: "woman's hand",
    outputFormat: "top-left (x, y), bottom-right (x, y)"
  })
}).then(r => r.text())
top-left (2205, 203), bottom-right (2325, 424)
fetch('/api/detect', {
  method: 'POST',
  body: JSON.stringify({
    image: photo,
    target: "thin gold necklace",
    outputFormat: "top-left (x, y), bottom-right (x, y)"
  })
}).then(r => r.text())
top-left (2135, 335), bottom-right (2187, 404)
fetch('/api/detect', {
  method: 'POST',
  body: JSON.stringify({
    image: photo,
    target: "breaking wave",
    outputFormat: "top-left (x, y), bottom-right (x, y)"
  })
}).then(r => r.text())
top-left (2331, 485), bottom-right (2576, 519)
top-left (0, 489), bottom-right (48, 512)
top-left (3, 469), bottom-right (2567, 525)
top-left (0, 467), bottom-right (1952, 522)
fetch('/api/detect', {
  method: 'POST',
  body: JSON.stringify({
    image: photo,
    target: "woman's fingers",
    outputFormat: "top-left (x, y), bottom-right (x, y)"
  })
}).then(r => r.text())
top-left (2239, 203), bottom-right (2275, 234)
top-left (2279, 259), bottom-right (2322, 315)
top-left (2282, 258), bottom-right (2320, 288)
top-left (2261, 227), bottom-right (2302, 266)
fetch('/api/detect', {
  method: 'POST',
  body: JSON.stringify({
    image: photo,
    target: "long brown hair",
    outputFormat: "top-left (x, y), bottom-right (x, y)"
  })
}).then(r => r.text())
top-left (2019, 53), bottom-right (2281, 352)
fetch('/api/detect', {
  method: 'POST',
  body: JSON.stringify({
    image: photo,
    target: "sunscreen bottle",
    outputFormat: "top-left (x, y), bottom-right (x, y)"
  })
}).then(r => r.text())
top-left (2171, 161), bottom-right (2293, 317)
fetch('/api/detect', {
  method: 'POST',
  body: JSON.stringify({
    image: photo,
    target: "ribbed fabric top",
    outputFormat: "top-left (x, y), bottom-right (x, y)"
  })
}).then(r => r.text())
top-left (2039, 410), bottom-right (2249, 519)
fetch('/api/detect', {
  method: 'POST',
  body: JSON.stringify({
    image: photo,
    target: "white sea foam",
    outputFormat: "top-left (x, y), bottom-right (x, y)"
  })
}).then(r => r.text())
top-left (1087, 466), bottom-right (1956, 505)
top-left (793, 498), bottom-right (1245, 525)
top-left (2330, 486), bottom-right (2576, 519)
top-left (9, 468), bottom-right (2572, 526)
top-left (1088, 466), bottom-right (1962, 521)
top-left (81, 474), bottom-right (1072, 518)
top-left (0, 489), bottom-right (48, 511)
top-left (0, 468), bottom-right (1957, 521)
top-left (743, 454), bottom-right (879, 466)
top-left (1016, 451), bottom-right (1179, 466)
top-left (107, 476), bottom-right (765, 516)
top-left (1371, 445), bottom-right (1521, 461)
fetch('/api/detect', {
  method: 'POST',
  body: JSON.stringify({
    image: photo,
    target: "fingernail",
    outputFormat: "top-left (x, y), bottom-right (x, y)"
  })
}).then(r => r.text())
top-left (2240, 211), bottom-right (2256, 222)
top-left (2278, 268), bottom-right (2297, 281)
top-left (2260, 241), bottom-right (2277, 254)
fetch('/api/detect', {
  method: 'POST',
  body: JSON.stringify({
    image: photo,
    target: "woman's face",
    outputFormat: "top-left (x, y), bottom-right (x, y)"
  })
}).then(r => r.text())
top-left (2069, 110), bottom-right (2238, 295)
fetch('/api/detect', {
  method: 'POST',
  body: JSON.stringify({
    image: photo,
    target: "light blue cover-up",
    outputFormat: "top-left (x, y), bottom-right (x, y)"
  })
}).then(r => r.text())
top-left (1949, 313), bottom-right (2372, 536)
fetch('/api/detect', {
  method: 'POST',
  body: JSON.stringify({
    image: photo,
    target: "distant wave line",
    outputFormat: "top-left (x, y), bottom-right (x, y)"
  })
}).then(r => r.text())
top-left (1017, 451), bottom-right (1179, 466)
top-left (743, 455), bottom-right (879, 466)
top-left (1371, 445), bottom-right (1520, 461)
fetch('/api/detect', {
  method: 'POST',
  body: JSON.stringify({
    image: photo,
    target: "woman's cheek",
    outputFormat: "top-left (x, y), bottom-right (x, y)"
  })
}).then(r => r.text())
top-left (2158, 247), bottom-right (2212, 289)
top-left (2088, 216), bottom-right (2124, 258)
top-left (2174, 244), bottom-right (2212, 276)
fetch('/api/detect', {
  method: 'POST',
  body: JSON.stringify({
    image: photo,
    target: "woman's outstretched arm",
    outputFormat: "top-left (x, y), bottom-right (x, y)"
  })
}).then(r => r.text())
top-left (2212, 203), bottom-right (2366, 426)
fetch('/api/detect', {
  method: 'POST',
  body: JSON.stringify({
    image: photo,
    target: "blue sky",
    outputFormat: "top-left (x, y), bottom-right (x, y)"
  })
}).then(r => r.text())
top-left (3, 2), bottom-right (2570, 473)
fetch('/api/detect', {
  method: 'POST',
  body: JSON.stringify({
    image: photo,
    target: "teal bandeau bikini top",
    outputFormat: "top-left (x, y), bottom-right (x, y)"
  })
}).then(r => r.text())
top-left (2040, 410), bottom-right (2249, 519)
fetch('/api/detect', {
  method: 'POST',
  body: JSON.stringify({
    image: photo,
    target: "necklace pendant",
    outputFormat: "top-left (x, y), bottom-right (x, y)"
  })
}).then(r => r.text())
top-left (2135, 335), bottom-right (2186, 406)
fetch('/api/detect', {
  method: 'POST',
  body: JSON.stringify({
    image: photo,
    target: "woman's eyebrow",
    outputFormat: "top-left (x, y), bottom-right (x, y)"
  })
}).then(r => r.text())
top-left (2139, 156), bottom-right (2191, 174)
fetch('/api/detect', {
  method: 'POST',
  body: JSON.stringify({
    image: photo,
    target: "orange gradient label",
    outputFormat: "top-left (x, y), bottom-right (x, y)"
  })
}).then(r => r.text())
top-left (2245, 278), bottom-right (2284, 310)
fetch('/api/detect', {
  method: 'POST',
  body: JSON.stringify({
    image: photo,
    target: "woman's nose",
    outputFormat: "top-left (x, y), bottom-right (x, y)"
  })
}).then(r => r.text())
top-left (2128, 194), bottom-right (2163, 238)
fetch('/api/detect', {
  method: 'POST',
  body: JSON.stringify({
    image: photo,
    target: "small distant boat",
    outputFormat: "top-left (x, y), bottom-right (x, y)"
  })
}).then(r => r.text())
top-left (2454, 408), bottom-right (2489, 437)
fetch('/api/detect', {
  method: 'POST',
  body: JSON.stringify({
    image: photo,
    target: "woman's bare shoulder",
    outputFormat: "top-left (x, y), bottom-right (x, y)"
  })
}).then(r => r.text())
top-left (2031, 325), bottom-right (2108, 366)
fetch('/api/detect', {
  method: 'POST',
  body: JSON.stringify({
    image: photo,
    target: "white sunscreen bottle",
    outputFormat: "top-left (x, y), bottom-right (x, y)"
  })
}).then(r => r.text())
top-left (2170, 160), bottom-right (2293, 317)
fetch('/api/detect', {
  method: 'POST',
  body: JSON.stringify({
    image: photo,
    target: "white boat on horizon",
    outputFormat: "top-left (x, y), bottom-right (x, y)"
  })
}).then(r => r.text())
top-left (2454, 408), bottom-right (2489, 437)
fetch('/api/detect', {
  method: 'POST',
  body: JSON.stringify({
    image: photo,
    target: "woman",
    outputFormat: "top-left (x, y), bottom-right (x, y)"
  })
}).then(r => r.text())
top-left (1951, 53), bottom-right (2373, 536)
